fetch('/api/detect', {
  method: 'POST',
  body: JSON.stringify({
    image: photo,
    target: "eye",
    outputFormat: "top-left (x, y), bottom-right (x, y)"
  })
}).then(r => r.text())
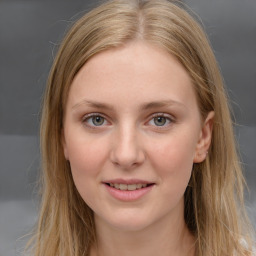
top-left (83, 114), bottom-right (108, 127)
top-left (153, 116), bottom-right (168, 126)
top-left (148, 114), bottom-right (173, 127)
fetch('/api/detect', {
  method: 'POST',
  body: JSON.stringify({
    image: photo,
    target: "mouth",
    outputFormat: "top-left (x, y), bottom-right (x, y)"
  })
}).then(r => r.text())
top-left (103, 180), bottom-right (155, 201)
top-left (105, 183), bottom-right (154, 191)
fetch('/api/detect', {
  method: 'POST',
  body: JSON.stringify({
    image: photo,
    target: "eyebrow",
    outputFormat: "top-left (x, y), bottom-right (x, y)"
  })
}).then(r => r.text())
top-left (140, 100), bottom-right (186, 110)
top-left (72, 99), bottom-right (186, 111)
top-left (72, 100), bottom-right (115, 111)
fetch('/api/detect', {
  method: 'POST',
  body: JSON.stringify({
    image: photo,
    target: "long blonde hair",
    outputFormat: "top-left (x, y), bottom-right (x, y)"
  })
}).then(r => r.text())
top-left (28, 0), bottom-right (254, 255)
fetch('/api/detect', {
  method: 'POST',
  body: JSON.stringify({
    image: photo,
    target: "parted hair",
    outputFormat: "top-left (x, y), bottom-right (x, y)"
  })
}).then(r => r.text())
top-left (27, 0), bottom-right (254, 255)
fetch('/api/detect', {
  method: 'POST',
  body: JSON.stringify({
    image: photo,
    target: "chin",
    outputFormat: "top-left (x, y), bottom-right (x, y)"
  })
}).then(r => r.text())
top-left (96, 210), bottom-right (155, 232)
top-left (110, 219), bottom-right (152, 232)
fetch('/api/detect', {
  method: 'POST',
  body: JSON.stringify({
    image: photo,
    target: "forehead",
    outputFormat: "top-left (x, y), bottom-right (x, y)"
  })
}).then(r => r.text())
top-left (67, 41), bottom-right (198, 112)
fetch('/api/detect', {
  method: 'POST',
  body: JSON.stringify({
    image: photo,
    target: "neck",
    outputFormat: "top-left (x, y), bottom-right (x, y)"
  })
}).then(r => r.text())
top-left (90, 212), bottom-right (195, 256)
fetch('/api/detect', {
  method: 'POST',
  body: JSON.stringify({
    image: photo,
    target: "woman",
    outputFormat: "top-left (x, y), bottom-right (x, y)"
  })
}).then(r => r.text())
top-left (27, 0), bottom-right (255, 255)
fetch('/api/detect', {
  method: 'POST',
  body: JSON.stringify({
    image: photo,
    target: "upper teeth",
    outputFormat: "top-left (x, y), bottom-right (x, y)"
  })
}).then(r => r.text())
top-left (109, 183), bottom-right (147, 191)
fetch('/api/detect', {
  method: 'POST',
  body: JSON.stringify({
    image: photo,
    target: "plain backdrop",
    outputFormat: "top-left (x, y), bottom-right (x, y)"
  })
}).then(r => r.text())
top-left (0, 0), bottom-right (255, 255)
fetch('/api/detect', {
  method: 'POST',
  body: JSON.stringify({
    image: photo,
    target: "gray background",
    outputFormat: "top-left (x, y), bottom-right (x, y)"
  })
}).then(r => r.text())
top-left (0, 0), bottom-right (255, 255)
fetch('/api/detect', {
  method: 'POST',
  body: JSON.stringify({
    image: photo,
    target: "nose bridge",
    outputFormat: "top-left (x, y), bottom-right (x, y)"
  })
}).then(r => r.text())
top-left (110, 122), bottom-right (144, 168)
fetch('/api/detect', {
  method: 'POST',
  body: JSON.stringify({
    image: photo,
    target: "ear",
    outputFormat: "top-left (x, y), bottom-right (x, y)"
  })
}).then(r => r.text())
top-left (193, 111), bottom-right (214, 163)
top-left (62, 129), bottom-right (69, 160)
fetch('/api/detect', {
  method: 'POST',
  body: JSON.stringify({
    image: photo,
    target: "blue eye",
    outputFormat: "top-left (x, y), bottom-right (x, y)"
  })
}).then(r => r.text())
top-left (83, 115), bottom-right (106, 127)
top-left (153, 116), bottom-right (167, 126)
top-left (148, 114), bottom-right (172, 127)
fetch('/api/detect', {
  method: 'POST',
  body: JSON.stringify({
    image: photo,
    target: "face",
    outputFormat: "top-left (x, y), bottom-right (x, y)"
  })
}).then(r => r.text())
top-left (63, 41), bottom-right (213, 232)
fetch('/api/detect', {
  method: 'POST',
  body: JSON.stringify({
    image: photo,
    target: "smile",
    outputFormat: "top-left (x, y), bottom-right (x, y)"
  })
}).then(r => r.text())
top-left (107, 183), bottom-right (150, 191)
top-left (103, 180), bottom-right (155, 201)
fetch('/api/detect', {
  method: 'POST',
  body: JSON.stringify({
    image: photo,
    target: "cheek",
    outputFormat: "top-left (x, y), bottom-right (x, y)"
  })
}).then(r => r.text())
top-left (65, 136), bottom-right (108, 178)
top-left (145, 135), bottom-right (196, 215)
top-left (149, 134), bottom-right (195, 185)
top-left (65, 136), bottom-right (109, 207)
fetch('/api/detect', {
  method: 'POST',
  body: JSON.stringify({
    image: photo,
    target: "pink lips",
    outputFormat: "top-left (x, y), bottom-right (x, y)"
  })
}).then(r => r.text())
top-left (103, 179), bottom-right (155, 201)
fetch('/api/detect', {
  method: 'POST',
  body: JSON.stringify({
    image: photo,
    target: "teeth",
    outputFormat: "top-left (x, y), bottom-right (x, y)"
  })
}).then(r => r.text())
top-left (127, 184), bottom-right (137, 191)
top-left (136, 184), bottom-right (142, 189)
top-left (108, 183), bottom-right (149, 190)
top-left (119, 184), bottom-right (127, 190)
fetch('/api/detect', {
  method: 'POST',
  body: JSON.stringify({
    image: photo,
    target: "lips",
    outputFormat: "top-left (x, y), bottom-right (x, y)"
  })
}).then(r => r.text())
top-left (103, 179), bottom-right (155, 201)
top-left (106, 183), bottom-right (151, 190)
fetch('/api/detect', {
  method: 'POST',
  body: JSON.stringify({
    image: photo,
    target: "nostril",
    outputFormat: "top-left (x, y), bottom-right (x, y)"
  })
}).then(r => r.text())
top-left (109, 138), bottom-right (146, 168)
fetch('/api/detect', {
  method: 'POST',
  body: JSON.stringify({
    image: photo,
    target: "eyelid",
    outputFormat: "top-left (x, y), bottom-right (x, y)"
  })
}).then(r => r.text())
top-left (82, 112), bottom-right (111, 128)
top-left (146, 112), bottom-right (175, 127)
top-left (81, 112), bottom-right (175, 129)
top-left (150, 112), bottom-right (174, 119)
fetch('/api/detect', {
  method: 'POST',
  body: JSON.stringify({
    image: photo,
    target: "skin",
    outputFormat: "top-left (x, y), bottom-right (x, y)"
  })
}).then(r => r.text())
top-left (63, 41), bottom-right (214, 256)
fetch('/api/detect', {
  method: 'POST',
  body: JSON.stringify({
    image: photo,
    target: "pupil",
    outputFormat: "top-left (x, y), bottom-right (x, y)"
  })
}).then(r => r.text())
top-left (93, 116), bottom-right (104, 126)
top-left (154, 116), bottom-right (166, 126)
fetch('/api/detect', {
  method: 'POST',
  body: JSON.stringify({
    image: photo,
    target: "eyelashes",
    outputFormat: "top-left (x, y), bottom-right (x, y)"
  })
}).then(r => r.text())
top-left (82, 112), bottom-right (175, 129)
top-left (82, 113), bottom-right (110, 128)
top-left (149, 114), bottom-right (173, 127)
top-left (85, 115), bottom-right (106, 126)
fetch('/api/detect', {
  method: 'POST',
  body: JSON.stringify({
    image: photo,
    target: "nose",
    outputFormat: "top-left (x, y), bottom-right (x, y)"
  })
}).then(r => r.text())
top-left (110, 125), bottom-right (145, 169)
